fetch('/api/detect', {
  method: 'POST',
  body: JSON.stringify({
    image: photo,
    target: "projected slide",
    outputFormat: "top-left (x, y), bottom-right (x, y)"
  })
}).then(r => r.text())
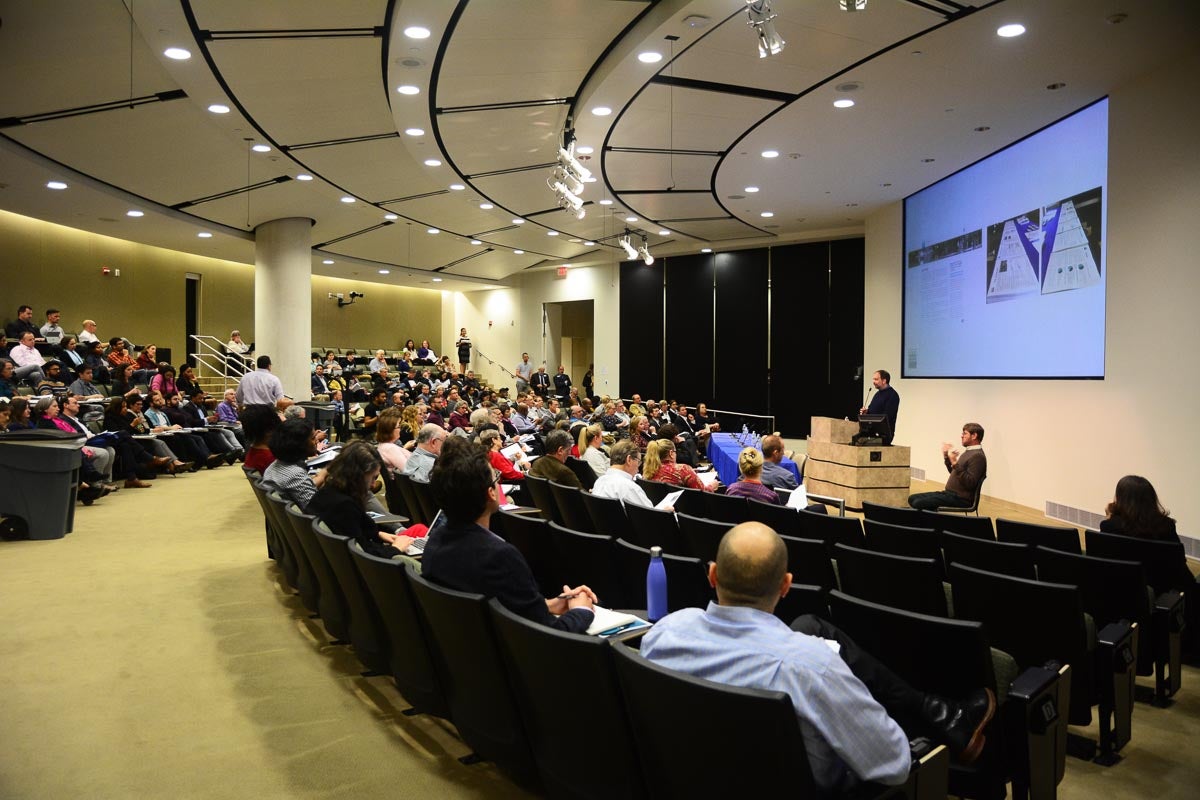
top-left (903, 99), bottom-right (1107, 378)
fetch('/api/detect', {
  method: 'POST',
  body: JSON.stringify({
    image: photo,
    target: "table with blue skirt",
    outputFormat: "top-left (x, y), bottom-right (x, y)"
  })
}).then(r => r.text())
top-left (706, 432), bottom-right (801, 487)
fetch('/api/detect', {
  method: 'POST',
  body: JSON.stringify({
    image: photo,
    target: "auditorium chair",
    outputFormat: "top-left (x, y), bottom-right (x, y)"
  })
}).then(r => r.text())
top-left (284, 503), bottom-right (350, 644)
top-left (610, 641), bottom-right (950, 800)
top-left (938, 477), bottom-right (986, 515)
top-left (408, 476), bottom-right (441, 527)
top-left (243, 469), bottom-right (282, 562)
top-left (950, 563), bottom-right (1135, 765)
top-left (580, 491), bottom-right (630, 539)
top-left (522, 474), bottom-right (560, 523)
top-left (406, 566), bottom-right (540, 787)
top-left (349, 546), bottom-right (449, 719)
top-left (623, 502), bottom-right (686, 555)
top-left (614, 539), bottom-right (713, 614)
top-left (833, 543), bottom-right (949, 618)
top-left (312, 521), bottom-right (391, 675)
top-left (940, 531), bottom-right (1037, 580)
top-left (922, 510), bottom-right (995, 540)
top-left (549, 480), bottom-right (594, 533)
top-left (828, 590), bottom-right (1068, 800)
top-left (995, 518), bottom-right (1082, 554)
top-left (489, 599), bottom-right (646, 799)
top-left (379, 468), bottom-right (411, 518)
top-left (697, 490), bottom-right (749, 525)
top-left (394, 473), bottom-right (428, 526)
top-left (265, 491), bottom-right (319, 614)
top-left (548, 522), bottom-right (627, 608)
top-left (1036, 546), bottom-right (1184, 706)
top-left (564, 455), bottom-right (598, 491)
top-left (797, 508), bottom-right (865, 551)
top-left (490, 510), bottom-right (561, 598)
top-left (862, 500), bottom-right (929, 528)
top-left (746, 498), bottom-right (808, 539)
top-left (634, 477), bottom-right (674, 506)
top-left (863, 520), bottom-right (944, 569)
top-left (1084, 529), bottom-right (1192, 597)
top-left (780, 534), bottom-right (839, 592)
top-left (675, 512), bottom-right (732, 562)
top-left (667, 486), bottom-right (706, 517)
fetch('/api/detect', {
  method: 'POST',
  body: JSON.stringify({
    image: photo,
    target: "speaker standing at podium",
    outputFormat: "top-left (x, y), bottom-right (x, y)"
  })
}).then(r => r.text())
top-left (859, 369), bottom-right (899, 445)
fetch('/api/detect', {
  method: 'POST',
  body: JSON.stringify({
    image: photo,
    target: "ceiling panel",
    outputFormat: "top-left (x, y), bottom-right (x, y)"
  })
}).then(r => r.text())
top-left (325, 218), bottom-right (481, 271)
top-left (207, 37), bottom-right (394, 145)
top-left (295, 136), bottom-right (443, 204)
top-left (186, 180), bottom-right (384, 238)
top-left (605, 151), bottom-right (716, 192)
top-left (437, 105), bottom-right (567, 177)
top-left (612, 85), bottom-right (782, 151)
top-left (660, 217), bottom-right (767, 243)
top-left (619, 192), bottom-right (727, 222)
top-left (190, 0), bottom-right (386, 31)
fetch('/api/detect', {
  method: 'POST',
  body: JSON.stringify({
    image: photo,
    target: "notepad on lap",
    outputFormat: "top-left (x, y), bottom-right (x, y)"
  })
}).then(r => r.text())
top-left (586, 606), bottom-right (650, 637)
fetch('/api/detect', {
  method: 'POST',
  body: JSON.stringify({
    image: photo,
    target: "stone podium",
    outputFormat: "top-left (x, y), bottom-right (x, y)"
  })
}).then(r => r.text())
top-left (805, 416), bottom-right (911, 510)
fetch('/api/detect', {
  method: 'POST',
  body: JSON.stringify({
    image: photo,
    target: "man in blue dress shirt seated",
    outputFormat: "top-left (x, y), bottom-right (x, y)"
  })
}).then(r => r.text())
top-left (421, 436), bottom-right (598, 632)
top-left (641, 522), bottom-right (994, 794)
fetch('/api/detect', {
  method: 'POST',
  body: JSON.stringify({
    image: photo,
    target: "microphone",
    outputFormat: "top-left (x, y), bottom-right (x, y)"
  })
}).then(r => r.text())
top-left (863, 386), bottom-right (873, 406)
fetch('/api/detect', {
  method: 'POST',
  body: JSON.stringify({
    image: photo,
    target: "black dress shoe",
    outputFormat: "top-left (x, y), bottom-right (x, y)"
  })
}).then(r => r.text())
top-left (922, 688), bottom-right (995, 764)
top-left (206, 453), bottom-right (226, 469)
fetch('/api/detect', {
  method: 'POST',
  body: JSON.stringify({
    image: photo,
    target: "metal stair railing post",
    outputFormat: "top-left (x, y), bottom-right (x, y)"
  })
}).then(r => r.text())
top-left (189, 334), bottom-right (249, 393)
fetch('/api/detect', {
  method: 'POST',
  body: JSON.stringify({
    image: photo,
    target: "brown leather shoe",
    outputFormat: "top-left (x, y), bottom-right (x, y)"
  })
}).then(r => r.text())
top-left (150, 456), bottom-right (172, 471)
top-left (124, 478), bottom-right (153, 489)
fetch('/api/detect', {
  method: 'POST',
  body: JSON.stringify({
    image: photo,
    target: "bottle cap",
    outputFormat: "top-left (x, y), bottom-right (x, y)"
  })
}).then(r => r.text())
top-left (650, 545), bottom-right (663, 557)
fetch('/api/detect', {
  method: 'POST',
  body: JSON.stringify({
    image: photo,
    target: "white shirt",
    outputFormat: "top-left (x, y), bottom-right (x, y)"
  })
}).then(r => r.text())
top-left (236, 368), bottom-right (284, 406)
top-left (583, 446), bottom-right (610, 477)
top-left (10, 344), bottom-right (45, 368)
top-left (226, 338), bottom-right (250, 355)
top-left (591, 468), bottom-right (651, 507)
top-left (78, 330), bottom-right (99, 344)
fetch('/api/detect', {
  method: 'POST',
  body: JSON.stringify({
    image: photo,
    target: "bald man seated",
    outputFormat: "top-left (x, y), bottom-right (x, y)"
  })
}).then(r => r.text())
top-left (640, 522), bottom-right (994, 794)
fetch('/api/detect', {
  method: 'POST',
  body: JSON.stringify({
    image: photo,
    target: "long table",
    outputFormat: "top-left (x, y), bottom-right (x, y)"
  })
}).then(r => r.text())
top-left (706, 432), bottom-right (801, 487)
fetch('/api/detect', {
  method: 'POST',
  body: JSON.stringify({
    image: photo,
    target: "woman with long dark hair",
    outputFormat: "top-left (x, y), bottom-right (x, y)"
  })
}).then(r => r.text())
top-left (1101, 475), bottom-right (1193, 591)
top-left (306, 441), bottom-right (415, 558)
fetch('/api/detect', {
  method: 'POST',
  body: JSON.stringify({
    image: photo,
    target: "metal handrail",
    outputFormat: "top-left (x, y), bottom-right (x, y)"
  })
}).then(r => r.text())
top-left (189, 334), bottom-right (248, 393)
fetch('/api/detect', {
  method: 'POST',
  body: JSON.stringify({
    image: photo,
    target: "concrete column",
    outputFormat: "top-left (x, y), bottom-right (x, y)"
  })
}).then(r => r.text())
top-left (254, 217), bottom-right (313, 400)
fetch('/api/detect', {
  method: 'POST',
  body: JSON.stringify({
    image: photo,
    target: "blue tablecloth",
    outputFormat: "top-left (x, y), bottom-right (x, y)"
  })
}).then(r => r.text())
top-left (706, 433), bottom-right (801, 487)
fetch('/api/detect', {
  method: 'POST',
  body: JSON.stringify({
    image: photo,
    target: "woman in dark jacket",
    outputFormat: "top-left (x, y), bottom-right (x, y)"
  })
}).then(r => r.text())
top-left (1101, 475), bottom-right (1194, 590)
top-left (306, 442), bottom-right (414, 558)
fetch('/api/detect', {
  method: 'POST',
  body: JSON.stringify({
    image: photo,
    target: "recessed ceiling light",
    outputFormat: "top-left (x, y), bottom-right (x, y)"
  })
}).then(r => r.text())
top-left (658, 229), bottom-right (670, 236)
top-left (638, 51), bottom-right (663, 64)
top-left (513, 249), bottom-right (525, 254)
top-left (322, 259), bottom-right (334, 265)
top-left (340, 196), bottom-right (355, 203)
top-left (252, 144), bottom-right (271, 153)
top-left (404, 127), bottom-right (424, 136)
top-left (745, 186), bottom-right (760, 193)
top-left (470, 239), bottom-right (482, 245)
top-left (833, 98), bottom-right (855, 109)
top-left (761, 150), bottom-right (779, 158)
top-left (1046, 82), bottom-right (1066, 91)
top-left (996, 23), bottom-right (1026, 38)
top-left (701, 248), bottom-right (713, 253)
top-left (547, 231), bottom-right (558, 236)
top-left (424, 158), bottom-right (442, 167)
top-left (599, 199), bottom-right (613, 206)
top-left (974, 126), bottom-right (991, 132)
top-left (207, 103), bottom-right (230, 114)
top-left (397, 85), bottom-right (421, 95)
top-left (584, 241), bottom-right (595, 246)
top-left (126, 210), bottom-right (144, 217)
top-left (576, 145), bottom-right (594, 155)
top-left (384, 213), bottom-right (398, 220)
top-left (296, 173), bottom-right (313, 181)
top-left (625, 216), bottom-right (638, 223)
top-left (197, 232), bottom-right (212, 238)
top-left (379, 269), bottom-right (391, 275)
top-left (591, 106), bottom-right (612, 116)
top-left (760, 211), bottom-right (774, 218)
top-left (46, 181), bottom-right (68, 190)
top-left (431, 277), bottom-right (443, 282)
top-left (449, 184), bottom-right (465, 191)
top-left (163, 47), bottom-right (191, 60)
top-left (512, 218), bottom-right (525, 225)
top-left (427, 228), bottom-right (440, 234)
top-left (404, 26), bottom-right (431, 39)
top-left (479, 202), bottom-right (493, 210)
top-left (921, 158), bottom-right (936, 163)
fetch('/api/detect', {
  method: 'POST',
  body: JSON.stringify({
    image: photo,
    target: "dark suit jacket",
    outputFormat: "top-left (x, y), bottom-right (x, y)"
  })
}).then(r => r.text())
top-left (531, 371), bottom-right (551, 396)
top-left (421, 518), bottom-right (593, 633)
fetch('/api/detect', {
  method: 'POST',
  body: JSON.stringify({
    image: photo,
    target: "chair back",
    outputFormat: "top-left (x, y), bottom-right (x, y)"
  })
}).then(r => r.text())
top-left (833, 543), bottom-right (949, 617)
top-left (284, 503), bottom-right (350, 642)
top-left (1035, 547), bottom-right (1150, 633)
top-left (409, 476), bottom-right (440, 526)
top-left (491, 510), bottom-right (560, 598)
top-left (669, 486), bottom-right (706, 517)
top-left (580, 491), bottom-right (630, 538)
top-left (675, 512), bottom-right (733, 562)
top-left (349, 546), bottom-right (448, 718)
top-left (940, 531), bottom-right (1036, 580)
top-left (489, 600), bottom-right (645, 799)
top-left (863, 519), bottom-right (943, 566)
top-left (623, 502), bottom-right (686, 554)
top-left (939, 475), bottom-right (985, 513)
top-left (405, 566), bottom-right (538, 785)
top-left (246, 473), bottom-right (283, 563)
top-left (779, 534), bottom-right (838, 591)
top-left (774, 583), bottom-right (831, 624)
top-left (564, 455), bottom-right (598, 490)
top-left (312, 520), bottom-right (390, 674)
top-left (522, 474), bottom-right (560, 523)
top-left (548, 522), bottom-right (627, 608)
top-left (746, 498), bottom-right (807, 538)
top-left (634, 477), bottom-right (674, 506)
top-left (549, 481), bottom-right (594, 533)
top-left (995, 518), bottom-right (1081, 554)
top-left (394, 472), bottom-right (427, 526)
top-left (862, 500), bottom-right (927, 527)
top-left (797, 509), bottom-right (864, 550)
top-left (698, 490), bottom-right (749, 524)
top-left (614, 539), bottom-right (714, 613)
top-left (265, 491), bottom-right (318, 612)
top-left (610, 642), bottom-right (817, 798)
top-left (1084, 529), bottom-right (1189, 595)
top-left (380, 468), bottom-right (410, 517)
top-left (922, 511), bottom-right (995, 539)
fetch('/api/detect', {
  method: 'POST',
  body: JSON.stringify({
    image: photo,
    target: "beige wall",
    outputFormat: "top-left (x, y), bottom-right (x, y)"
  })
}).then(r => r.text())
top-left (863, 51), bottom-right (1200, 537)
top-left (309, 275), bottom-right (441, 356)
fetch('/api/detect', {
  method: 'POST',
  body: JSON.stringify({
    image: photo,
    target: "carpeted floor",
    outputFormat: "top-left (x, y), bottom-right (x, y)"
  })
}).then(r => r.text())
top-left (1, 462), bottom-right (1197, 798)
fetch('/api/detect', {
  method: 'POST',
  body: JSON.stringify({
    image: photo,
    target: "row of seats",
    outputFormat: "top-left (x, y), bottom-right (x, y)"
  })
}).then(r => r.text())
top-left (242, 467), bottom-right (960, 797)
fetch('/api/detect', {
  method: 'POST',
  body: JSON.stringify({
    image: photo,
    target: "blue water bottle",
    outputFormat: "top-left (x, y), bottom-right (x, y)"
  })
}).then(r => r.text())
top-left (647, 545), bottom-right (668, 622)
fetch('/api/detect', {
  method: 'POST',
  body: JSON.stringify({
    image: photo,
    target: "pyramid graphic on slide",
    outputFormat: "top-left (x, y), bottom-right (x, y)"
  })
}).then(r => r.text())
top-left (1041, 200), bottom-right (1100, 294)
top-left (987, 216), bottom-right (1041, 299)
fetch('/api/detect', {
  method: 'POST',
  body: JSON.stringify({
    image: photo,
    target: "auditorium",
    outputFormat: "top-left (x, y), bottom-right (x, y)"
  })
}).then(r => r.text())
top-left (2, 1), bottom-right (1198, 798)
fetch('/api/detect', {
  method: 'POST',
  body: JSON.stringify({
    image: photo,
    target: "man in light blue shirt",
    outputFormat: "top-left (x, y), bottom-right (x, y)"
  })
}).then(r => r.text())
top-left (641, 522), bottom-right (994, 793)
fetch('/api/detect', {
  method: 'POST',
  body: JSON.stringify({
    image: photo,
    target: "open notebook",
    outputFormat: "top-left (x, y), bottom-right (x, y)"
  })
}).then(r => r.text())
top-left (585, 606), bottom-right (650, 637)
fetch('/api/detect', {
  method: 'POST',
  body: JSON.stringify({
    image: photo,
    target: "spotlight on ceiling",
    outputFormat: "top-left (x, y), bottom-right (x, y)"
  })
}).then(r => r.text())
top-left (548, 126), bottom-right (591, 219)
top-left (839, 0), bottom-right (868, 11)
top-left (745, 1), bottom-right (785, 58)
top-left (618, 232), bottom-right (640, 261)
top-left (637, 236), bottom-right (654, 266)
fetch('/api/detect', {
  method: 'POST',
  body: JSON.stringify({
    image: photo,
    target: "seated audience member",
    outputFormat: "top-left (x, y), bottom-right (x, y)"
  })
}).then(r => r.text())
top-left (29, 395), bottom-right (58, 427)
top-left (106, 337), bottom-right (137, 371)
top-left (215, 389), bottom-right (240, 424)
top-left (448, 400), bottom-right (473, 433)
top-left (375, 406), bottom-right (410, 475)
top-left (0, 361), bottom-right (18, 399)
top-left (591, 440), bottom-right (655, 508)
top-left (175, 365), bottom-right (199, 399)
top-left (1102, 475), bottom-right (1194, 590)
top-left (83, 340), bottom-right (111, 383)
top-left (57, 394), bottom-right (151, 489)
top-left (184, 388), bottom-right (243, 455)
top-left (225, 330), bottom-right (251, 371)
top-left (98, 397), bottom-right (161, 486)
top-left (656, 422), bottom-right (697, 467)
top-left (693, 402), bottom-right (719, 448)
top-left (643, 438), bottom-right (714, 492)
top-left (630, 414), bottom-right (653, 454)
top-left (641, 522), bottom-right (996, 793)
top-left (368, 350), bottom-right (388, 373)
top-left (421, 436), bottom-right (596, 631)
top-left (149, 364), bottom-right (177, 397)
top-left (398, 404), bottom-right (423, 449)
top-left (725, 448), bottom-right (781, 505)
top-left (35, 361), bottom-right (69, 396)
top-left (424, 396), bottom-right (447, 430)
top-left (414, 339), bottom-right (436, 365)
top-left (760, 434), bottom-right (799, 491)
top-left (43, 394), bottom-right (114, 488)
top-left (311, 364), bottom-right (331, 399)
top-left (67, 364), bottom-right (104, 401)
top-left (240, 404), bottom-right (281, 473)
top-left (908, 423), bottom-right (986, 511)
top-left (510, 402), bottom-right (536, 434)
top-left (479, 428), bottom-right (524, 484)
top-left (109, 363), bottom-right (138, 398)
top-left (261, 418), bottom-right (323, 508)
top-left (0, 398), bottom-right (8, 429)
top-left (7, 397), bottom-right (34, 431)
top-left (114, 394), bottom-right (189, 472)
top-left (142, 390), bottom-right (210, 470)
top-left (136, 344), bottom-right (159, 372)
top-left (578, 423), bottom-right (609, 477)
top-left (6, 305), bottom-right (41, 342)
top-left (59, 335), bottom-right (87, 377)
top-left (527, 429), bottom-right (581, 489)
top-left (400, 423), bottom-right (446, 483)
top-left (306, 442), bottom-right (415, 558)
top-left (77, 319), bottom-right (100, 345)
top-left (361, 387), bottom-right (389, 431)
top-left (10, 332), bottom-right (46, 385)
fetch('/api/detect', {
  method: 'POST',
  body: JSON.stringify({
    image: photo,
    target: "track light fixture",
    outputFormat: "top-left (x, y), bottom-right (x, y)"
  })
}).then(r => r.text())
top-left (839, 1), bottom-right (868, 11)
top-left (618, 231), bottom-right (640, 261)
top-left (745, 1), bottom-right (785, 58)
top-left (548, 123), bottom-right (591, 218)
top-left (637, 236), bottom-right (654, 265)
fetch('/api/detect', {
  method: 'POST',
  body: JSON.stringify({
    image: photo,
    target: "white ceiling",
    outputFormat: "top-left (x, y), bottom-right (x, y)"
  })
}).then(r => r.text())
top-left (0, 0), bottom-right (1196, 292)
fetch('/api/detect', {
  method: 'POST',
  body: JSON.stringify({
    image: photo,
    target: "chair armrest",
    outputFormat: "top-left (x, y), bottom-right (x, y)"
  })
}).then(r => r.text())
top-left (1153, 590), bottom-right (1186, 634)
top-left (1097, 620), bottom-right (1137, 673)
top-left (1004, 664), bottom-right (1069, 796)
